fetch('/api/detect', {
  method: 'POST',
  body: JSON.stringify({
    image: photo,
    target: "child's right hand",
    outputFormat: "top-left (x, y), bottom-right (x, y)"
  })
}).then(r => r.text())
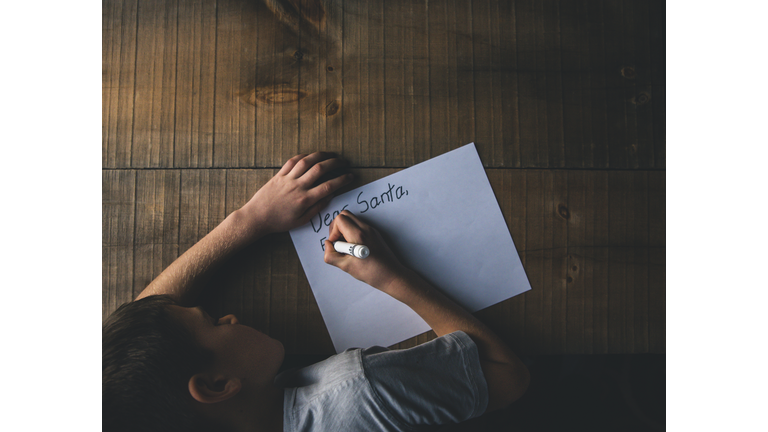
top-left (323, 210), bottom-right (409, 292)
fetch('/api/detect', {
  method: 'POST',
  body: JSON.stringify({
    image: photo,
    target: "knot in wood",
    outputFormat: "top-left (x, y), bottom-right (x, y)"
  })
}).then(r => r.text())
top-left (325, 100), bottom-right (340, 117)
top-left (621, 66), bottom-right (636, 79)
top-left (635, 91), bottom-right (650, 105)
top-left (293, 50), bottom-right (304, 61)
top-left (557, 203), bottom-right (570, 220)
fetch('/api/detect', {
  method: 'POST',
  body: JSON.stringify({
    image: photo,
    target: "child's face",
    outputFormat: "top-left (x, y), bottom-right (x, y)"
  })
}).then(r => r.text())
top-left (168, 305), bottom-right (285, 387)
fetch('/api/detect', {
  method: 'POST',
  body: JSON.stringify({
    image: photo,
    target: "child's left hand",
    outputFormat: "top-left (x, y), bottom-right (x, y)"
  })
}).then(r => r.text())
top-left (240, 152), bottom-right (353, 237)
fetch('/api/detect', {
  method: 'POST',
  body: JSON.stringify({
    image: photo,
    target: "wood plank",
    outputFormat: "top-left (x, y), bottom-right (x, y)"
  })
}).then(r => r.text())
top-left (341, 0), bottom-right (386, 166)
top-left (178, 170), bottom-right (227, 251)
top-left (133, 171), bottom-right (182, 299)
top-left (296, 0), bottom-right (326, 157)
top-left (566, 170), bottom-right (586, 352)
top-left (473, 0), bottom-right (498, 164)
top-left (603, 0), bottom-right (628, 169)
top-left (174, 0), bottom-right (216, 168)
top-left (275, 1), bottom-right (301, 162)
top-left (630, 172), bottom-right (650, 352)
top-left (560, 0), bottom-right (586, 168)
top-left (475, 0), bottom-right (506, 166)
top-left (607, 170), bottom-right (629, 352)
top-left (542, 0), bottom-right (564, 168)
top-left (498, 1), bottom-right (521, 167)
top-left (214, 0), bottom-right (257, 167)
top-left (102, 170), bottom-right (136, 320)
top-left (649, 0), bottom-right (666, 169)
top-left (515, 0), bottom-right (539, 167)
top-left (631, 0), bottom-right (655, 169)
top-left (367, 0), bottom-right (386, 165)
top-left (531, 0), bottom-right (550, 168)
top-left (237, 1), bottom-right (260, 166)
top-left (102, 0), bottom-right (116, 166)
top-left (250, 0), bottom-right (282, 166)
top-left (620, 0), bottom-right (640, 169)
top-left (427, 0), bottom-right (452, 162)
top-left (589, 171), bottom-right (611, 353)
top-left (482, 0), bottom-right (507, 166)
top-left (587, 0), bottom-right (608, 169)
top-left (322, 0), bottom-right (344, 158)
top-left (383, 0), bottom-right (409, 166)
top-left (648, 171), bottom-right (665, 353)
top-left (651, 85), bottom-right (665, 169)
top-left (102, 0), bottom-right (138, 168)
top-left (575, 0), bottom-right (596, 171)
top-left (132, 0), bottom-right (178, 168)
top-left (340, 0), bottom-right (363, 165)
top-left (545, 170), bottom-right (569, 353)
top-left (454, 0), bottom-right (476, 154)
top-left (409, 0), bottom-right (432, 165)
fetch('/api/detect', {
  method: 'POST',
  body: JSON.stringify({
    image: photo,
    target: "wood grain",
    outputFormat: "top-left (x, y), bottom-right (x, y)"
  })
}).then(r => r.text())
top-left (102, 169), bottom-right (136, 320)
top-left (103, 0), bottom-right (664, 169)
top-left (102, 0), bottom-right (138, 168)
top-left (132, 0), bottom-right (178, 167)
top-left (103, 0), bottom-right (666, 356)
top-left (174, 0), bottom-right (217, 167)
top-left (103, 168), bottom-right (665, 355)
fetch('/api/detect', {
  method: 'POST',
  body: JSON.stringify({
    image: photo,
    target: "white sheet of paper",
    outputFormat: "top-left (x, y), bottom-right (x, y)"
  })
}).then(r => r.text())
top-left (289, 143), bottom-right (531, 352)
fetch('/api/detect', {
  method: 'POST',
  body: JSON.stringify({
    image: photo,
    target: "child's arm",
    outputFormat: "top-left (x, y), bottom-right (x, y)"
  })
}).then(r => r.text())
top-left (323, 210), bottom-right (530, 412)
top-left (135, 152), bottom-right (353, 305)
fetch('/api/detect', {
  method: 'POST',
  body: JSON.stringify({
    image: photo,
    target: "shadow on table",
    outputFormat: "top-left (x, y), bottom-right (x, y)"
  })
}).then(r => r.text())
top-left (435, 354), bottom-right (666, 432)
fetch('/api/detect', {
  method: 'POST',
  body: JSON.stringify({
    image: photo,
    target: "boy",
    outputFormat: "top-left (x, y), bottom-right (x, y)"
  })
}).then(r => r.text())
top-left (103, 152), bottom-right (530, 432)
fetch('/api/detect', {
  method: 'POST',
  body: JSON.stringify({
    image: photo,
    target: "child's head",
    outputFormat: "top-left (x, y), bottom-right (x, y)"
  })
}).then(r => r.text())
top-left (102, 295), bottom-right (285, 432)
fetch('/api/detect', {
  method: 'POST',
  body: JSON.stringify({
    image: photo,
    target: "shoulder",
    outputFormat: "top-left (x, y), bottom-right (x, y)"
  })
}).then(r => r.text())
top-left (282, 349), bottom-right (415, 431)
top-left (277, 348), bottom-right (364, 402)
top-left (361, 331), bottom-right (489, 425)
top-left (362, 331), bottom-right (480, 377)
top-left (282, 333), bottom-right (488, 431)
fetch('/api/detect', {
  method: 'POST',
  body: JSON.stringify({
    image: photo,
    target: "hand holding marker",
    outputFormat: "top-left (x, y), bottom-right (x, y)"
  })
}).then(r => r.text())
top-left (333, 241), bottom-right (370, 259)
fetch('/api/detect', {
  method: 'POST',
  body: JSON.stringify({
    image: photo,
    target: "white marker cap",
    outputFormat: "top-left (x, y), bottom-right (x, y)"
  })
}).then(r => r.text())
top-left (353, 245), bottom-right (370, 259)
top-left (334, 241), bottom-right (370, 259)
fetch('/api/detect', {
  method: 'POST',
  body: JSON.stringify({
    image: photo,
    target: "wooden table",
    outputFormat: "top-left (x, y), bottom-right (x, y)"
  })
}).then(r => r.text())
top-left (103, 0), bottom-right (665, 355)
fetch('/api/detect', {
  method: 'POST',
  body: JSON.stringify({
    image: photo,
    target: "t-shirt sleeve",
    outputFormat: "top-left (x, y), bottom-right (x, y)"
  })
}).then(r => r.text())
top-left (360, 331), bottom-right (489, 426)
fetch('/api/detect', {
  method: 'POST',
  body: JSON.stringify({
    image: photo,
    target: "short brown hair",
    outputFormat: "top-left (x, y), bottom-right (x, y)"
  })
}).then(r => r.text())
top-left (102, 295), bottom-right (222, 432)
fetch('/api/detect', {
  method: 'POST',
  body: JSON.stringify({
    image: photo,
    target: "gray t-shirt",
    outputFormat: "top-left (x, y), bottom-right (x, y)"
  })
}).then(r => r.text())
top-left (277, 331), bottom-right (489, 432)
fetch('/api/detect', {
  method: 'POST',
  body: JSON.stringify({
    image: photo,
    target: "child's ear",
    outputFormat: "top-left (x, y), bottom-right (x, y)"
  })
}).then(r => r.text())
top-left (188, 373), bottom-right (242, 404)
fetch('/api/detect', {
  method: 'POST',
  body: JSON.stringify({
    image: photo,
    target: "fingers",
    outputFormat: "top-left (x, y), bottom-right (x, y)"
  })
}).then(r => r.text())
top-left (328, 212), bottom-right (363, 243)
top-left (307, 171), bottom-right (353, 201)
top-left (323, 239), bottom-right (342, 265)
top-left (338, 210), bottom-right (367, 230)
top-left (323, 214), bottom-right (362, 268)
top-left (287, 152), bottom-right (336, 179)
top-left (278, 153), bottom-right (308, 176)
top-left (299, 194), bottom-right (335, 226)
top-left (301, 157), bottom-right (349, 186)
